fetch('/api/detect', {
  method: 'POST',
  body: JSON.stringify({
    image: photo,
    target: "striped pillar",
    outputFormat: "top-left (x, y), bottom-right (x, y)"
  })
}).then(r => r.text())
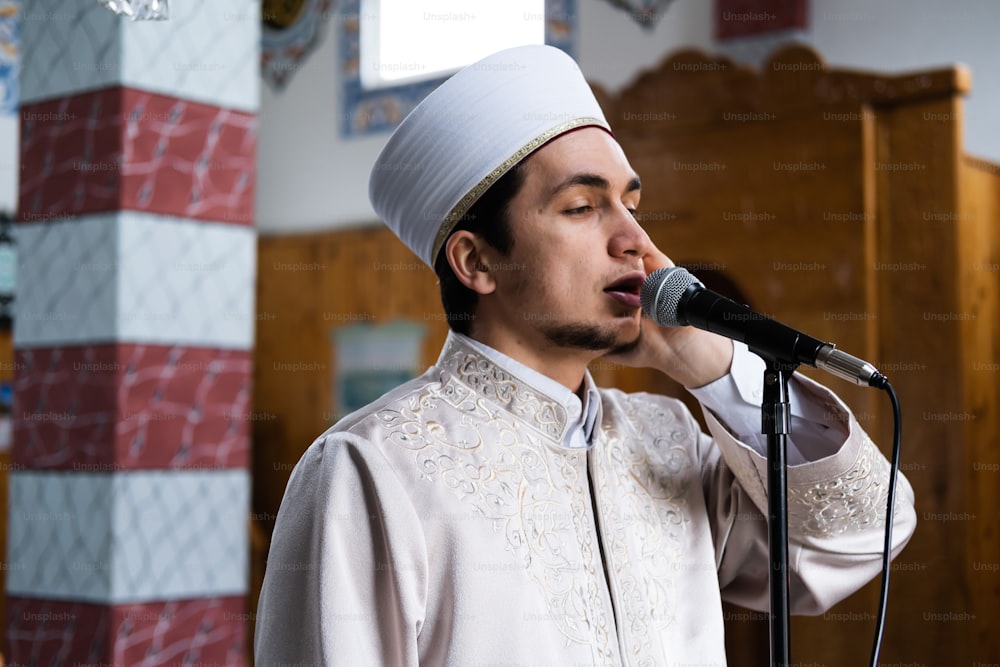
top-left (6, 2), bottom-right (258, 664)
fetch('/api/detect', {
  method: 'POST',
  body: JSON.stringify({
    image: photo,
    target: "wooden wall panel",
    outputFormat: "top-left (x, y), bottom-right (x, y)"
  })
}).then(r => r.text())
top-left (251, 227), bottom-right (450, 665)
top-left (254, 227), bottom-right (448, 526)
top-left (611, 84), bottom-right (885, 667)
top-left (604, 45), bottom-right (998, 665)
top-left (959, 155), bottom-right (1000, 659)
top-left (870, 93), bottom-right (970, 664)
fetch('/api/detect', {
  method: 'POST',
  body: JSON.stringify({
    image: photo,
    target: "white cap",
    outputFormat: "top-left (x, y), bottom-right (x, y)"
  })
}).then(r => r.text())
top-left (369, 44), bottom-right (611, 267)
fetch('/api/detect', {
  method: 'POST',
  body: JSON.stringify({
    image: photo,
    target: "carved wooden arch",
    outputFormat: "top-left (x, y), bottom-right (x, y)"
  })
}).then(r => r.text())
top-left (601, 44), bottom-right (970, 127)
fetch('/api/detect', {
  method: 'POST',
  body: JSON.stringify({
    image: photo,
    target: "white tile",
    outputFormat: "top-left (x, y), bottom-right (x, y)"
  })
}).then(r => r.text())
top-left (13, 213), bottom-right (120, 347)
top-left (117, 212), bottom-right (256, 349)
top-left (22, 0), bottom-right (259, 112)
top-left (20, 1), bottom-right (123, 105)
top-left (7, 470), bottom-right (116, 601)
top-left (14, 211), bottom-right (256, 350)
top-left (120, 0), bottom-right (260, 112)
top-left (7, 469), bottom-right (249, 603)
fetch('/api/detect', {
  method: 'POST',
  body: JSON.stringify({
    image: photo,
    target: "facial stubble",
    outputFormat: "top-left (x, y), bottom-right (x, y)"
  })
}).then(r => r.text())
top-left (540, 320), bottom-right (643, 355)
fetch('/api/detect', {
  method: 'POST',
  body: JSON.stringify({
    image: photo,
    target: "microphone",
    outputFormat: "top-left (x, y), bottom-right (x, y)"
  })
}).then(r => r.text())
top-left (640, 266), bottom-right (887, 388)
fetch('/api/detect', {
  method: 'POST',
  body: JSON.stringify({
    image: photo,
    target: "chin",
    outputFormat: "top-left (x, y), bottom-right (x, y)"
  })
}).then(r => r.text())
top-left (611, 323), bottom-right (643, 353)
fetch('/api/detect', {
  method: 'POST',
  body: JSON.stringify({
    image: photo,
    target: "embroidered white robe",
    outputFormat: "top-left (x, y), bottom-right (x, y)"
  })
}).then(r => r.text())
top-left (255, 333), bottom-right (916, 666)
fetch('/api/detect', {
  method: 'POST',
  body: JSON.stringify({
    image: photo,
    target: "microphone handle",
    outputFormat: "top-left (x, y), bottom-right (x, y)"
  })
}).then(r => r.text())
top-left (680, 286), bottom-right (827, 368)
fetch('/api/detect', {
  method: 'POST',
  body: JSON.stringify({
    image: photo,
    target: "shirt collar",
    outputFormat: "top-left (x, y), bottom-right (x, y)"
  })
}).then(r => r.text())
top-left (439, 332), bottom-right (602, 448)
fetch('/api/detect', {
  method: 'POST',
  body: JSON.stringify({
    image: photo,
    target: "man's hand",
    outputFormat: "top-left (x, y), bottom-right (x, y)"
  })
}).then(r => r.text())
top-left (608, 247), bottom-right (734, 389)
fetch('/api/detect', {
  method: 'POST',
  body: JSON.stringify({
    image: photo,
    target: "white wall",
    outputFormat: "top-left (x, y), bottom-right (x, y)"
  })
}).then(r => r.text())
top-left (255, 11), bottom-right (389, 235)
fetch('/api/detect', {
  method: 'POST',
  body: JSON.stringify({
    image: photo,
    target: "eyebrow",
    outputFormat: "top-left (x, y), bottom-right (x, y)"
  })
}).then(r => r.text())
top-left (547, 173), bottom-right (641, 200)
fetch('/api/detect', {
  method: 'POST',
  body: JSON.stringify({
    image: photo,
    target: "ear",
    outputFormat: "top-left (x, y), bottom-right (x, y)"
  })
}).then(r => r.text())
top-left (444, 230), bottom-right (497, 295)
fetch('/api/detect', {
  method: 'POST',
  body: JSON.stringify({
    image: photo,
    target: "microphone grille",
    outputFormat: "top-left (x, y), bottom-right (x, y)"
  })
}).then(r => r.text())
top-left (640, 266), bottom-right (700, 327)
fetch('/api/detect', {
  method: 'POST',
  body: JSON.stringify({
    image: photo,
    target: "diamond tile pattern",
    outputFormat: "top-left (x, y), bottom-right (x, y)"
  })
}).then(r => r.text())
top-left (14, 2), bottom-right (258, 663)
top-left (7, 469), bottom-right (249, 601)
top-left (0, 0), bottom-right (20, 116)
top-left (20, 89), bottom-right (124, 219)
top-left (21, 0), bottom-right (259, 111)
top-left (121, 89), bottom-right (257, 224)
top-left (14, 214), bottom-right (118, 345)
top-left (15, 212), bottom-right (256, 349)
top-left (13, 344), bottom-right (251, 470)
top-left (5, 597), bottom-right (112, 667)
top-left (20, 87), bottom-right (257, 225)
top-left (5, 596), bottom-right (247, 667)
top-left (117, 213), bottom-right (256, 346)
top-left (20, 2), bottom-right (121, 104)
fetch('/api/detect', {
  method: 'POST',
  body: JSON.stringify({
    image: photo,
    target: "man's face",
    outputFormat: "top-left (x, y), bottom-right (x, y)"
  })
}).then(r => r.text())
top-left (483, 127), bottom-right (652, 356)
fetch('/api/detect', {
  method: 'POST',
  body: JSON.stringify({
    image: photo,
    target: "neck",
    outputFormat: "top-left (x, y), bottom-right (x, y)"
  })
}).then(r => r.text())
top-left (466, 326), bottom-right (597, 394)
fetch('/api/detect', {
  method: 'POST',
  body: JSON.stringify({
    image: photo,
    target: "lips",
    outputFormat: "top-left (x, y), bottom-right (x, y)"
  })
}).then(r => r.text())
top-left (603, 271), bottom-right (645, 309)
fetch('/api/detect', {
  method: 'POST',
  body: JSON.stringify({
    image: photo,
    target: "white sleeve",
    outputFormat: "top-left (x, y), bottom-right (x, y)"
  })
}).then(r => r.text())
top-left (255, 432), bottom-right (427, 666)
top-left (688, 341), bottom-right (847, 465)
top-left (691, 373), bottom-right (917, 615)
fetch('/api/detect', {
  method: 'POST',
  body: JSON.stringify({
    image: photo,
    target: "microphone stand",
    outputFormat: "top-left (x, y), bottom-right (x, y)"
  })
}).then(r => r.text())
top-left (760, 356), bottom-right (795, 667)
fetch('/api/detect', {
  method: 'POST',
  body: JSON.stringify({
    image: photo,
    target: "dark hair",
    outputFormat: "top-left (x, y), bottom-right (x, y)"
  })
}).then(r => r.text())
top-left (433, 163), bottom-right (527, 335)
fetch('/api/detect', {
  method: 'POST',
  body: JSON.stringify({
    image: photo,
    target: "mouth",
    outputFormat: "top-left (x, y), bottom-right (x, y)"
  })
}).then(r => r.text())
top-left (603, 271), bottom-right (645, 309)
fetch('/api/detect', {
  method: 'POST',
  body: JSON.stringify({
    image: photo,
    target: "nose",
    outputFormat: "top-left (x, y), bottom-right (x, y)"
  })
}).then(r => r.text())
top-left (608, 204), bottom-right (652, 260)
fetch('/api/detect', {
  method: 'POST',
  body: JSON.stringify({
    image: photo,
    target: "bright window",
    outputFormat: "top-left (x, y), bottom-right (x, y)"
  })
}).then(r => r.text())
top-left (360, 0), bottom-right (546, 90)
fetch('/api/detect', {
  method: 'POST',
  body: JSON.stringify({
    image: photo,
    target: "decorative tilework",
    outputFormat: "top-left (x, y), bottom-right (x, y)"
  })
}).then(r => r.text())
top-left (15, 1), bottom-right (257, 663)
top-left (13, 344), bottom-right (251, 471)
top-left (19, 1), bottom-right (120, 105)
top-left (20, 89), bottom-right (124, 220)
top-left (111, 597), bottom-right (247, 666)
top-left (5, 596), bottom-right (247, 667)
top-left (261, 0), bottom-right (333, 91)
top-left (20, 87), bottom-right (257, 225)
top-left (0, 0), bottom-right (19, 115)
top-left (14, 213), bottom-right (119, 341)
top-left (121, 89), bottom-right (257, 224)
top-left (5, 598), bottom-right (112, 667)
top-left (14, 212), bottom-right (256, 349)
top-left (7, 469), bottom-right (249, 601)
top-left (21, 0), bottom-right (259, 111)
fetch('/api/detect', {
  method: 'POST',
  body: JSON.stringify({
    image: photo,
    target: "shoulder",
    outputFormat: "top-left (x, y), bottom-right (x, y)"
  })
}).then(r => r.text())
top-left (330, 368), bottom-right (445, 432)
top-left (284, 369), bottom-right (445, 487)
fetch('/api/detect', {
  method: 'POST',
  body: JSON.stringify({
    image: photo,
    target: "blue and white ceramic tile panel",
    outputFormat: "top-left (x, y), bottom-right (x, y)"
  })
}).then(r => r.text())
top-left (0, 0), bottom-right (17, 116)
top-left (261, 0), bottom-right (334, 92)
top-left (0, 1), bottom-right (17, 213)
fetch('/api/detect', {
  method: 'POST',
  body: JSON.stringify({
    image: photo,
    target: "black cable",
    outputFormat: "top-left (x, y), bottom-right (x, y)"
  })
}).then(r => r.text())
top-left (869, 380), bottom-right (902, 667)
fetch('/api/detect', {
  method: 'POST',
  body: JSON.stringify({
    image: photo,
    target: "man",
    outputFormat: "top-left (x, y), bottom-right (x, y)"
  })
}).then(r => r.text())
top-left (255, 45), bottom-right (915, 665)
